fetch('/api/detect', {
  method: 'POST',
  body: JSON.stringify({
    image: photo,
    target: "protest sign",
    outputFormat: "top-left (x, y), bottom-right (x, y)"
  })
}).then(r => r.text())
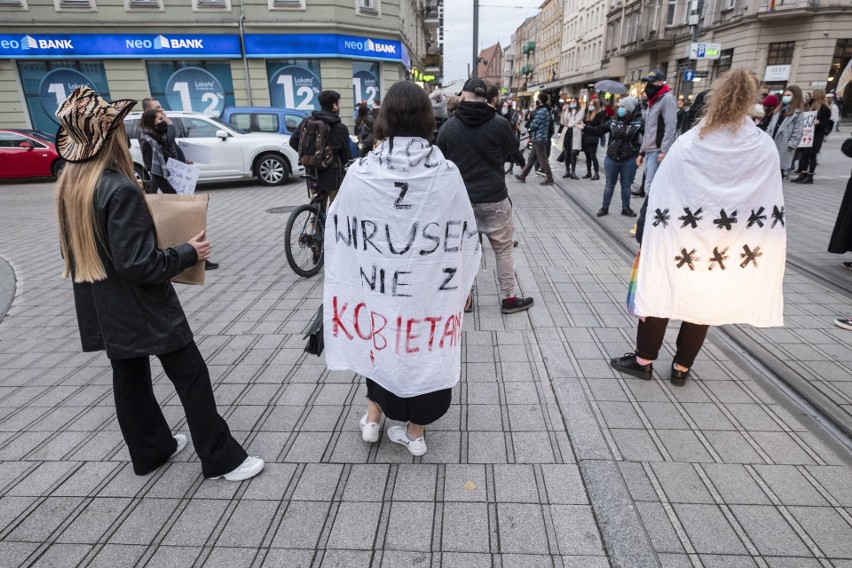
top-left (177, 141), bottom-right (212, 164)
top-left (166, 158), bottom-right (200, 195)
top-left (323, 139), bottom-right (482, 397)
top-left (799, 111), bottom-right (817, 148)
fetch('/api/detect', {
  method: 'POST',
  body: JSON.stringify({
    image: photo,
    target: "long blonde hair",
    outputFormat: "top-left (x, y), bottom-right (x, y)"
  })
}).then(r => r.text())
top-left (586, 99), bottom-right (599, 121)
top-left (56, 123), bottom-right (140, 283)
top-left (698, 68), bottom-right (758, 139)
top-left (810, 89), bottom-right (827, 112)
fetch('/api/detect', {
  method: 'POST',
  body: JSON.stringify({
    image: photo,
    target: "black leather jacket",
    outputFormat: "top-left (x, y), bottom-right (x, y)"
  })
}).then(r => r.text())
top-left (70, 169), bottom-right (198, 359)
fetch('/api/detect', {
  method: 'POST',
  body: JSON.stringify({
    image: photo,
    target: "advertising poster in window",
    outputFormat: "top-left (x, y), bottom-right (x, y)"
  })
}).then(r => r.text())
top-left (267, 60), bottom-right (322, 111)
top-left (17, 61), bottom-right (111, 133)
top-left (352, 61), bottom-right (380, 108)
top-left (147, 61), bottom-right (235, 116)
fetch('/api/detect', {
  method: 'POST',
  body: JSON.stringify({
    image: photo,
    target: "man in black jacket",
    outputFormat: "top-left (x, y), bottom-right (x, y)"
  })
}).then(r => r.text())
top-left (289, 90), bottom-right (351, 201)
top-left (436, 78), bottom-right (533, 314)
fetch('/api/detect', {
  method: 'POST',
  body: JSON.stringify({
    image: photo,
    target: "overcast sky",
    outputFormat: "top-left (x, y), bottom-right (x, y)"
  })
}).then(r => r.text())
top-left (442, 0), bottom-right (542, 84)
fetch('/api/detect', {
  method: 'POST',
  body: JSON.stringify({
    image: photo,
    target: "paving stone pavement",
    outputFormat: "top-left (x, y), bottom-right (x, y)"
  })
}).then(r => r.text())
top-left (0, 132), bottom-right (851, 568)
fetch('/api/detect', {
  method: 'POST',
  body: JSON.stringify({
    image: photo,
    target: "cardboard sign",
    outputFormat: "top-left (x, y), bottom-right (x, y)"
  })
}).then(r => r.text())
top-left (166, 158), bottom-right (200, 195)
top-left (799, 111), bottom-right (817, 149)
top-left (144, 193), bottom-right (208, 286)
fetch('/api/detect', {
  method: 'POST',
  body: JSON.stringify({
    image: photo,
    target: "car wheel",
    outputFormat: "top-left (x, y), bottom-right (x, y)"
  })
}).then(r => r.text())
top-left (51, 160), bottom-right (65, 178)
top-left (256, 153), bottom-right (290, 186)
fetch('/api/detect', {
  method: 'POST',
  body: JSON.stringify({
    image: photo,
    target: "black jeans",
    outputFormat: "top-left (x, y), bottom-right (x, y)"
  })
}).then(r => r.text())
top-left (110, 341), bottom-right (247, 477)
top-left (583, 147), bottom-right (599, 175)
top-left (635, 317), bottom-right (709, 369)
top-left (798, 151), bottom-right (818, 174)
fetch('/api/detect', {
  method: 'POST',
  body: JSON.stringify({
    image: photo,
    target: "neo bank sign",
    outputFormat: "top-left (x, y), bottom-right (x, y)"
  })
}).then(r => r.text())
top-left (0, 33), bottom-right (241, 59)
top-left (245, 33), bottom-right (408, 67)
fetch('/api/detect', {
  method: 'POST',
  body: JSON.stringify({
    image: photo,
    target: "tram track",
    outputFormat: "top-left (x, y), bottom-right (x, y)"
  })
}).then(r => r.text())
top-left (551, 178), bottom-right (852, 454)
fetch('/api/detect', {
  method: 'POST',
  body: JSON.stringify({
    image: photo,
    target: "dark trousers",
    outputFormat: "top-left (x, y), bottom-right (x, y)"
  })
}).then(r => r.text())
top-left (583, 148), bottom-right (599, 175)
top-left (522, 141), bottom-right (554, 179)
top-left (635, 317), bottom-right (709, 369)
top-left (111, 341), bottom-right (247, 477)
top-left (798, 151), bottom-right (818, 174)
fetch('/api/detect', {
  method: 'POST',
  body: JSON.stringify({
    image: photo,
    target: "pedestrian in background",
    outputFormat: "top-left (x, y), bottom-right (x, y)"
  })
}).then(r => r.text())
top-left (581, 99), bottom-right (603, 180)
top-left (757, 94), bottom-right (779, 131)
top-left (355, 101), bottom-right (371, 156)
top-left (827, 93), bottom-right (841, 134)
top-left (765, 85), bottom-right (804, 177)
top-left (515, 93), bottom-right (556, 185)
top-left (611, 68), bottom-right (786, 387)
top-left (561, 98), bottom-right (583, 179)
top-left (792, 89), bottom-right (832, 184)
top-left (578, 97), bottom-right (643, 218)
top-left (54, 87), bottom-right (263, 481)
top-left (636, 70), bottom-right (677, 195)
top-left (324, 81), bottom-right (481, 456)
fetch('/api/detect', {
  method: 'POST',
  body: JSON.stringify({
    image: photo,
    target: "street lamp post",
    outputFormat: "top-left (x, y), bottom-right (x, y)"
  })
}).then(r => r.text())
top-left (472, 0), bottom-right (479, 78)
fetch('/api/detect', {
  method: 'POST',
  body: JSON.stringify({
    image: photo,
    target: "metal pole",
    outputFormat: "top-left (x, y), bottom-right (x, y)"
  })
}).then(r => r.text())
top-left (472, 0), bottom-right (479, 78)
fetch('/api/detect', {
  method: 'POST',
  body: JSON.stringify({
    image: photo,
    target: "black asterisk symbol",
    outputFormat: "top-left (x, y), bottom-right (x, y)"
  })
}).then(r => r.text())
top-left (739, 245), bottom-right (762, 268)
top-left (771, 205), bottom-right (785, 228)
top-left (679, 207), bottom-right (703, 229)
top-left (747, 207), bottom-right (767, 228)
top-left (709, 247), bottom-right (728, 271)
top-left (675, 248), bottom-right (699, 270)
top-left (652, 208), bottom-right (671, 228)
top-left (713, 209), bottom-right (738, 231)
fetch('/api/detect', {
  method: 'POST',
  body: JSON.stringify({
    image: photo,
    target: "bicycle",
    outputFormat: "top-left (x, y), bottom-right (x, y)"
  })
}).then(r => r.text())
top-left (284, 173), bottom-right (329, 278)
top-left (505, 132), bottom-right (532, 175)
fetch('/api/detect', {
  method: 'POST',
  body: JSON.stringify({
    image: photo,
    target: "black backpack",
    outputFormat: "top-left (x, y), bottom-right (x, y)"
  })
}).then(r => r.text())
top-left (298, 116), bottom-right (334, 170)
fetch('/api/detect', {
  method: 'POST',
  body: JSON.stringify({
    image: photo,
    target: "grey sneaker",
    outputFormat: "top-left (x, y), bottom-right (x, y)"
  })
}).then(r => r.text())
top-left (387, 424), bottom-right (427, 456)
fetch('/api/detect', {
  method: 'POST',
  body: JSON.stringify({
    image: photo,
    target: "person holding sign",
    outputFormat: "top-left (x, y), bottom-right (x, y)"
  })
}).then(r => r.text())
top-left (791, 89), bottom-right (832, 184)
top-left (324, 81), bottom-right (482, 456)
top-left (54, 87), bottom-right (263, 482)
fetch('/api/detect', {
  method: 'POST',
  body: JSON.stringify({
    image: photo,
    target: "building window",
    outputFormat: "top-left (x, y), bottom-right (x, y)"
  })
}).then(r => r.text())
top-left (356, 0), bottom-right (380, 16)
top-left (666, 0), bottom-right (676, 26)
top-left (0, 0), bottom-right (27, 9)
top-left (715, 48), bottom-right (733, 76)
top-left (54, 0), bottom-right (95, 10)
top-left (726, 0), bottom-right (736, 9)
top-left (766, 41), bottom-right (795, 66)
top-left (650, 0), bottom-right (660, 30)
top-left (125, 0), bottom-right (162, 10)
top-left (269, 0), bottom-right (303, 7)
top-left (192, 0), bottom-right (229, 9)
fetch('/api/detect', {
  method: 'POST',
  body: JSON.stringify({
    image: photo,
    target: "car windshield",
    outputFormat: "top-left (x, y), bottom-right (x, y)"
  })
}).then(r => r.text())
top-left (208, 116), bottom-right (247, 134)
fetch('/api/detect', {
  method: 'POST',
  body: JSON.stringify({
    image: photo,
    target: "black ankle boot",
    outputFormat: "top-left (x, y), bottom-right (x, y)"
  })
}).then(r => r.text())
top-left (800, 174), bottom-right (813, 184)
top-left (582, 172), bottom-right (592, 179)
top-left (591, 172), bottom-right (600, 181)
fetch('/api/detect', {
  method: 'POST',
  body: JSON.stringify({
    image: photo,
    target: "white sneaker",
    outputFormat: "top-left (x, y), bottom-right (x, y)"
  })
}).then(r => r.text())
top-left (170, 434), bottom-right (187, 459)
top-left (359, 414), bottom-right (382, 443)
top-left (386, 424), bottom-right (427, 456)
top-left (210, 456), bottom-right (264, 481)
top-left (834, 317), bottom-right (852, 331)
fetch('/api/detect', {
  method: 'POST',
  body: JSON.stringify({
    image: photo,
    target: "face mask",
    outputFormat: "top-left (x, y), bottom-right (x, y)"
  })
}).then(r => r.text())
top-left (617, 107), bottom-right (627, 117)
top-left (501, 109), bottom-right (508, 115)
top-left (645, 83), bottom-right (662, 98)
top-left (781, 95), bottom-right (792, 105)
top-left (156, 122), bottom-right (169, 135)
top-left (569, 103), bottom-right (577, 109)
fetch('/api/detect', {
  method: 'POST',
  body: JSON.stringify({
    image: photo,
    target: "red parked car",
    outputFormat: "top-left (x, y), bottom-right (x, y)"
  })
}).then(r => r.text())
top-left (0, 129), bottom-right (64, 180)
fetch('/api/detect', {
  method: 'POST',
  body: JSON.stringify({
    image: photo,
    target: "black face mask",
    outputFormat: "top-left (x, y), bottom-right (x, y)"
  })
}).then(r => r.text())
top-left (156, 122), bottom-right (169, 135)
top-left (645, 83), bottom-right (662, 99)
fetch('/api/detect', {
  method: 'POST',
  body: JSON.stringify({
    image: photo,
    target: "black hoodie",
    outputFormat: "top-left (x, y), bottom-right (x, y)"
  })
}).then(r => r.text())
top-left (289, 109), bottom-right (352, 192)
top-left (436, 102), bottom-right (524, 204)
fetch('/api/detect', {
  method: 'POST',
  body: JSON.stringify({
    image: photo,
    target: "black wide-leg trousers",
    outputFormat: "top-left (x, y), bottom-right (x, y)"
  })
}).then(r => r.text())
top-left (110, 341), bottom-right (247, 477)
top-left (635, 317), bottom-right (709, 369)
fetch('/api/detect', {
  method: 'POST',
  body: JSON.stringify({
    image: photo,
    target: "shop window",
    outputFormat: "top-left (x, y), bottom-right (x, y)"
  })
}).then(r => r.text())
top-left (54, 0), bottom-right (95, 10)
top-left (714, 49), bottom-right (733, 77)
top-left (357, 0), bottom-right (379, 16)
top-left (125, 0), bottom-right (162, 10)
top-left (269, 0), bottom-right (303, 8)
top-left (192, 0), bottom-right (229, 10)
top-left (766, 42), bottom-right (795, 66)
top-left (0, 0), bottom-right (27, 9)
top-left (146, 61), bottom-right (236, 115)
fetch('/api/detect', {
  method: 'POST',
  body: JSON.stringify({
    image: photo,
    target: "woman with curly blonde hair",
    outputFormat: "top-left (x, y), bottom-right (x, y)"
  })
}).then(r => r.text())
top-left (610, 68), bottom-right (786, 387)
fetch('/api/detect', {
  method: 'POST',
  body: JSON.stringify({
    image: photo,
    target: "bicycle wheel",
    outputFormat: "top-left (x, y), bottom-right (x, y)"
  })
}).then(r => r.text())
top-left (285, 203), bottom-right (325, 278)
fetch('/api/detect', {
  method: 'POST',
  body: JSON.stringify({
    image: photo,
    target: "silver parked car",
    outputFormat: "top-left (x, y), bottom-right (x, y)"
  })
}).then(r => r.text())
top-left (124, 111), bottom-right (304, 186)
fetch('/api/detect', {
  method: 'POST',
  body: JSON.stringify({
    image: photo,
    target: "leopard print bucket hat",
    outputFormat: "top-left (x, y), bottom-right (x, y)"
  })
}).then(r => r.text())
top-left (55, 86), bottom-right (136, 163)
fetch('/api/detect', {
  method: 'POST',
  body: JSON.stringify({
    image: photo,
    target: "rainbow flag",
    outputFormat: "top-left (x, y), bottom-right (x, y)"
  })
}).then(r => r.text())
top-left (626, 251), bottom-right (641, 317)
top-left (769, 0), bottom-right (776, 10)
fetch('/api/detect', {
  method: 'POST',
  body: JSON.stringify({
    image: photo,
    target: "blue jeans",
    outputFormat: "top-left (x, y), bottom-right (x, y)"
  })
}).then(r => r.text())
top-left (602, 156), bottom-right (638, 209)
top-left (643, 149), bottom-right (661, 193)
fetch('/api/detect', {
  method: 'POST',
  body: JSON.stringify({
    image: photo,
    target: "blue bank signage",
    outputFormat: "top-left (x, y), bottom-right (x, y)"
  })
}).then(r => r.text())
top-left (0, 34), bottom-right (241, 59)
top-left (245, 34), bottom-right (410, 67)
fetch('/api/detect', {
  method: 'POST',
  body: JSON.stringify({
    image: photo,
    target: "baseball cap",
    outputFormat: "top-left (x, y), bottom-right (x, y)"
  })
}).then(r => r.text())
top-left (642, 69), bottom-right (666, 83)
top-left (457, 78), bottom-right (488, 97)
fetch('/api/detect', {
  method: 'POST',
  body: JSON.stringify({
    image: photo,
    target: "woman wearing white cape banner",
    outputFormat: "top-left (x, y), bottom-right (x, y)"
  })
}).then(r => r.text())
top-left (611, 68), bottom-right (787, 387)
top-left (323, 82), bottom-right (481, 456)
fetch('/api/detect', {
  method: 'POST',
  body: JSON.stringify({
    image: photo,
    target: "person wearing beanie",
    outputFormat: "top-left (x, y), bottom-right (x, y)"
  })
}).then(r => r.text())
top-left (578, 96), bottom-right (644, 217)
top-left (757, 94), bottom-right (779, 131)
top-left (515, 92), bottom-right (556, 185)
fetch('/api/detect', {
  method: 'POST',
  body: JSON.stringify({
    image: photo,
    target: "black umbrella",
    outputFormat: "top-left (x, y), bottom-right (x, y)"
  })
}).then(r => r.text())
top-left (594, 80), bottom-right (628, 95)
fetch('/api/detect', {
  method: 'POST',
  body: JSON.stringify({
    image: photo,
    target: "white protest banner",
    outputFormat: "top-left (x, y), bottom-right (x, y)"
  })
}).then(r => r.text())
top-left (177, 141), bottom-right (212, 165)
top-left (799, 111), bottom-right (817, 149)
top-left (323, 138), bottom-right (482, 398)
top-left (166, 158), bottom-right (200, 195)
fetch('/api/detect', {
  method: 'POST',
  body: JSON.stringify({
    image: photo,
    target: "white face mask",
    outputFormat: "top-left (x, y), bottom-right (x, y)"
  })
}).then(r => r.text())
top-left (569, 103), bottom-right (577, 109)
